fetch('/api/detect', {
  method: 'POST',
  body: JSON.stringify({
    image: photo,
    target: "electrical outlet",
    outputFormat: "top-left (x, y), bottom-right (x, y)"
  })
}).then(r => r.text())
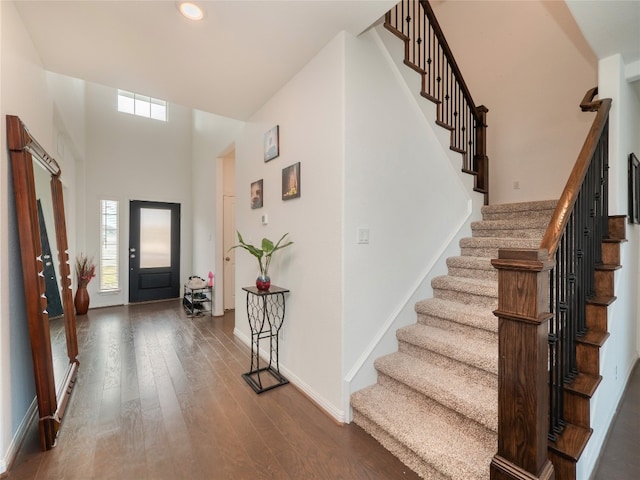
top-left (513, 180), bottom-right (520, 190)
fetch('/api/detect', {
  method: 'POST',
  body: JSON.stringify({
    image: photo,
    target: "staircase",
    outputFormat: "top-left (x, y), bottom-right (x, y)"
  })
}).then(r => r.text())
top-left (351, 199), bottom-right (557, 479)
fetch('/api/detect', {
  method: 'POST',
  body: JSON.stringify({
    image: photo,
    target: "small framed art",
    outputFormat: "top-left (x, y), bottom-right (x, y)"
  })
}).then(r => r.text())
top-left (251, 179), bottom-right (263, 209)
top-left (282, 162), bottom-right (301, 200)
top-left (264, 125), bottom-right (279, 162)
top-left (628, 153), bottom-right (639, 224)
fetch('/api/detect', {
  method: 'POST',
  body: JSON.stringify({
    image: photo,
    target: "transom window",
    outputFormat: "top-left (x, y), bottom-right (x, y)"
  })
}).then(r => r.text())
top-left (117, 89), bottom-right (167, 121)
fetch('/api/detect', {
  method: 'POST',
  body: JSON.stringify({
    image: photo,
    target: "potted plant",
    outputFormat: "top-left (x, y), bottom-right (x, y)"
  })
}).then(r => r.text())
top-left (74, 253), bottom-right (95, 314)
top-left (230, 231), bottom-right (293, 290)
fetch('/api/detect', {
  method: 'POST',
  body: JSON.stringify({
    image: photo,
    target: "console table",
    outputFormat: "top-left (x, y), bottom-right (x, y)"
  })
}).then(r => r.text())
top-left (241, 285), bottom-right (290, 394)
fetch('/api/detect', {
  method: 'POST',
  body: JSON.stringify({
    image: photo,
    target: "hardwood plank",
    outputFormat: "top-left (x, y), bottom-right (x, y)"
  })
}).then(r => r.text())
top-left (8, 303), bottom-right (423, 480)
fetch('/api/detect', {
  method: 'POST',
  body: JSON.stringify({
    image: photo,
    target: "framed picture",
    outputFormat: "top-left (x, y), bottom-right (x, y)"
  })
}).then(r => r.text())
top-left (251, 179), bottom-right (263, 209)
top-left (264, 125), bottom-right (279, 162)
top-left (282, 162), bottom-right (301, 200)
top-left (628, 153), bottom-right (639, 224)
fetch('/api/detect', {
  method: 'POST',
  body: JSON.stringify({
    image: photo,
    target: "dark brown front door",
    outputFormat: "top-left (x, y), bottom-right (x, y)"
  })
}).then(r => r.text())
top-left (129, 200), bottom-right (180, 303)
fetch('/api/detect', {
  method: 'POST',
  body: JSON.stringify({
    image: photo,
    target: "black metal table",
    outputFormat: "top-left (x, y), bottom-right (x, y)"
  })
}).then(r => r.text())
top-left (241, 285), bottom-right (290, 394)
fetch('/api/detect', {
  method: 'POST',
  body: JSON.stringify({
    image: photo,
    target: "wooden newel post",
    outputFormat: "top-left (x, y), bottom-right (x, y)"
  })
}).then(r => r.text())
top-left (475, 105), bottom-right (489, 203)
top-left (490, 248), bottom-right (555, 480)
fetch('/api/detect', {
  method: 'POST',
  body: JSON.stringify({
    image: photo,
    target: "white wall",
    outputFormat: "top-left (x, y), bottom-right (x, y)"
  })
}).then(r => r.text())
top-left (343, 28), bottom-right (477, 407)
top-left (578, 54), bottom-right (640, 479)
top-left (83, 83), bottom-right (194, 307)
top-left (234, 33), bottom-right (346, 418)
top-left (431, 0), bottom-right (598, 204)
top-left (0, 1), bottom-right (52, 472)
top-left (191, 110), bottom-right (243, 293)
top-left (234, 28), bottom-right (481, 421)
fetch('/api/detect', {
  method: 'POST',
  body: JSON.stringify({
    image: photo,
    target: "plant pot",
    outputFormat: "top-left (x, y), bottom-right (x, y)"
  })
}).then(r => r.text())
top-left (74, 285), bottom-right (90, 315)
top-left (256, 274), bottom-right (271, 291)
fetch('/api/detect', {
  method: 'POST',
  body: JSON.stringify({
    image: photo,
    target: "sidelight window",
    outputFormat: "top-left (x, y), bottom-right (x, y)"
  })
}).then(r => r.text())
top-left (100, 199), bottom-right (119, 290)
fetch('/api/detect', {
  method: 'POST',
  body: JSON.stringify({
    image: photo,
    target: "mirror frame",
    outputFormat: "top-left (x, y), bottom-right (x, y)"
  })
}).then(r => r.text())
top-left (7, 115), bottom-right (79, 450)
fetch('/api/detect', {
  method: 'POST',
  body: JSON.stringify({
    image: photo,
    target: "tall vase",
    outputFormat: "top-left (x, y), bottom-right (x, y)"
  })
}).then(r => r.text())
top-left (74, 285), bottom-right (90, 315)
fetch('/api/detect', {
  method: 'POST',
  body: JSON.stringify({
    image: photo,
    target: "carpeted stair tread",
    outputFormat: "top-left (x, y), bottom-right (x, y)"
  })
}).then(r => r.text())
top-left (459, 236), bottom-right (541, 258)
top-left (415, 297), bottom-right (497, 333)
top-left (432, 275), bottom-right (497, 308)
top-left (481, 199), bottom-right (557, 221)
top-left (460, 237), bottom-right (541, 249)
top-left (446, 256), bottom-right (497, 281)
top-left (375, 352), bottom-right (497, 431)
top-left (471, 217), bottom-right (550, 238)
top-left (397, 323), bottom-right (498, 375)
top-left (446, 255), bottom-right (494, 271)
top-left (351, 384), bottom-right (495, 480)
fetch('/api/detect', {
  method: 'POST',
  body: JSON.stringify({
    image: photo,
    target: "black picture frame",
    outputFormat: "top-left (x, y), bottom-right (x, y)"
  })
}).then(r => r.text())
top-left (264, 125), bottom-right (279, 162)
top-left (282, 162), bottom-right (301, 200)
top-left (629, 153), bottom-right (640, 224)
top-left (251, 179), bottom-right (263, 209)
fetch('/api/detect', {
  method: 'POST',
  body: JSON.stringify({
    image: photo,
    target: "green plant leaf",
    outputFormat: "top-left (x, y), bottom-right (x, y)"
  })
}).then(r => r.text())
top-left (262, 237), bottom-right (274, 254)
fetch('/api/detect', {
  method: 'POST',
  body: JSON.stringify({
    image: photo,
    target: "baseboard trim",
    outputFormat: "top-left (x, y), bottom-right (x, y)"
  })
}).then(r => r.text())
top-left (233, 327), bottom-right (345, 423)
top-left (0, 397), bottom-right (38, 476)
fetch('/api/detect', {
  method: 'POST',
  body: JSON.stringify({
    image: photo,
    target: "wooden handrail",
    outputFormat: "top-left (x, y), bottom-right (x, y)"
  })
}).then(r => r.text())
top-left (539, 90), bottom-right (611, 256)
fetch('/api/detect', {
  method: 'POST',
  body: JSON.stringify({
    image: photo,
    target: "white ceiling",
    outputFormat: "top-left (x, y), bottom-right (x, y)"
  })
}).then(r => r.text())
top-left (14, 0), bottom-right (396, 121)
top-left (566, 0), bottom-right (640, 66)
top-left (13, 1), bottom-right (640, 122)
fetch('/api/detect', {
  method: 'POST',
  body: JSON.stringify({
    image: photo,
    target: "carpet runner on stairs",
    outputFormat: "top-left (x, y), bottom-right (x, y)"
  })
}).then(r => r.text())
top-left (350, 199), bottom-right (557, 479)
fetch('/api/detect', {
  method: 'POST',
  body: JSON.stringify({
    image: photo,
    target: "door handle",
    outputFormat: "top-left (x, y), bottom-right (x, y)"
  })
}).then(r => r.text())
top-left (225, 256), bottom-right (230, 261)
top-left (130, 248), bottom-right (136, 253)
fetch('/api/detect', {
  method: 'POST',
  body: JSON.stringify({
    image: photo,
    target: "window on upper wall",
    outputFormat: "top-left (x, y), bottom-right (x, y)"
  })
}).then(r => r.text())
top-left (117, 89), bottom-right (167, 121)
top-left (100, 199), bottom-right (119, 291)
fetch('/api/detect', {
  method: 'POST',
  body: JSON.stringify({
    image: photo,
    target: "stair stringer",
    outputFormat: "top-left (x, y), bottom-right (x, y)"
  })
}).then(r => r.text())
top-left (343, 26), bottom-right (485, 419)
top-left (572, 227), bottom-right (634, 479)
top-left (372, 25), bottom-right (481, 198)
top-left (344, 205), bottom-right (476, 421)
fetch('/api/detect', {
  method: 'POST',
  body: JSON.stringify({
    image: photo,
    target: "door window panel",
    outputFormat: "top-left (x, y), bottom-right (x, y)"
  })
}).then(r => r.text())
top-left (140, 208), bottom-right (171, 268)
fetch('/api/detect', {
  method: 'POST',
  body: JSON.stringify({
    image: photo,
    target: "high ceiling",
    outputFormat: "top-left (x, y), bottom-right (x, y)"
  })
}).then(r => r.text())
top-left (566, 0), bottom-right (640, 68)
top-left (13, 1), bottom-right (640, 122)
top-left (14, 0), bottom-right (395, 121)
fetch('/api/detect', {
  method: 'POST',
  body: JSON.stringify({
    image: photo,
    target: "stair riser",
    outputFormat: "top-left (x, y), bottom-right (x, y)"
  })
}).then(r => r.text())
top-left (460, 246), bottom-right (501, 258)
top-left (576, 344), bottom-right (601, 376)
top-left (481, 209), bottom-right (556, 221)
top-left (547, 450), bottom-right (579, 480)
top-left (433, 287), bottom-right (497, 309)
top-left (586, 304), bottom-right (608, 332)
top-left (564, 392), bottom-right (591, 429)
top-left (417, 313), bottom-right (497, 344)
top-left (601, 242), bottom-right (621, 265)
top-left (471, 227), bottom-right (547, 239)
top-left (595, 270), bottom-right (614, 297)
top-left (447, 266), bottom-right (498, 281)
top-left (398, 340), bottom-right (498, 381)
top-left (377, 372), bottom-right (499, 435)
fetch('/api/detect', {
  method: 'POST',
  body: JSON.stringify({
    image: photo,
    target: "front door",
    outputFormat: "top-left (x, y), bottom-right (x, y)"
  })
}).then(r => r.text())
top-left (129, 201), bottom-right (180, 303)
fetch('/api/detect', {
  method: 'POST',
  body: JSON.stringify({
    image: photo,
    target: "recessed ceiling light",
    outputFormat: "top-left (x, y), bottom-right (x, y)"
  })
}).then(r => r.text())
top-left (179, 2), bottom-right (204, 21)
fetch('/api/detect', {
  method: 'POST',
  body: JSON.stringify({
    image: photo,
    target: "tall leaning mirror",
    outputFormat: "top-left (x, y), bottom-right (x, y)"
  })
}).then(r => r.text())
top-left (7, 115), bottom-right (79, 451)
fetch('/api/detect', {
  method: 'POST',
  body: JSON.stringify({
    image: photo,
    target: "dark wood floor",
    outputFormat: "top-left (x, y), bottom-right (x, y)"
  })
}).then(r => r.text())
top-left (593, 360), bottom-right (640, 479)
top-left (7, 301), bottom-right (421, 479)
